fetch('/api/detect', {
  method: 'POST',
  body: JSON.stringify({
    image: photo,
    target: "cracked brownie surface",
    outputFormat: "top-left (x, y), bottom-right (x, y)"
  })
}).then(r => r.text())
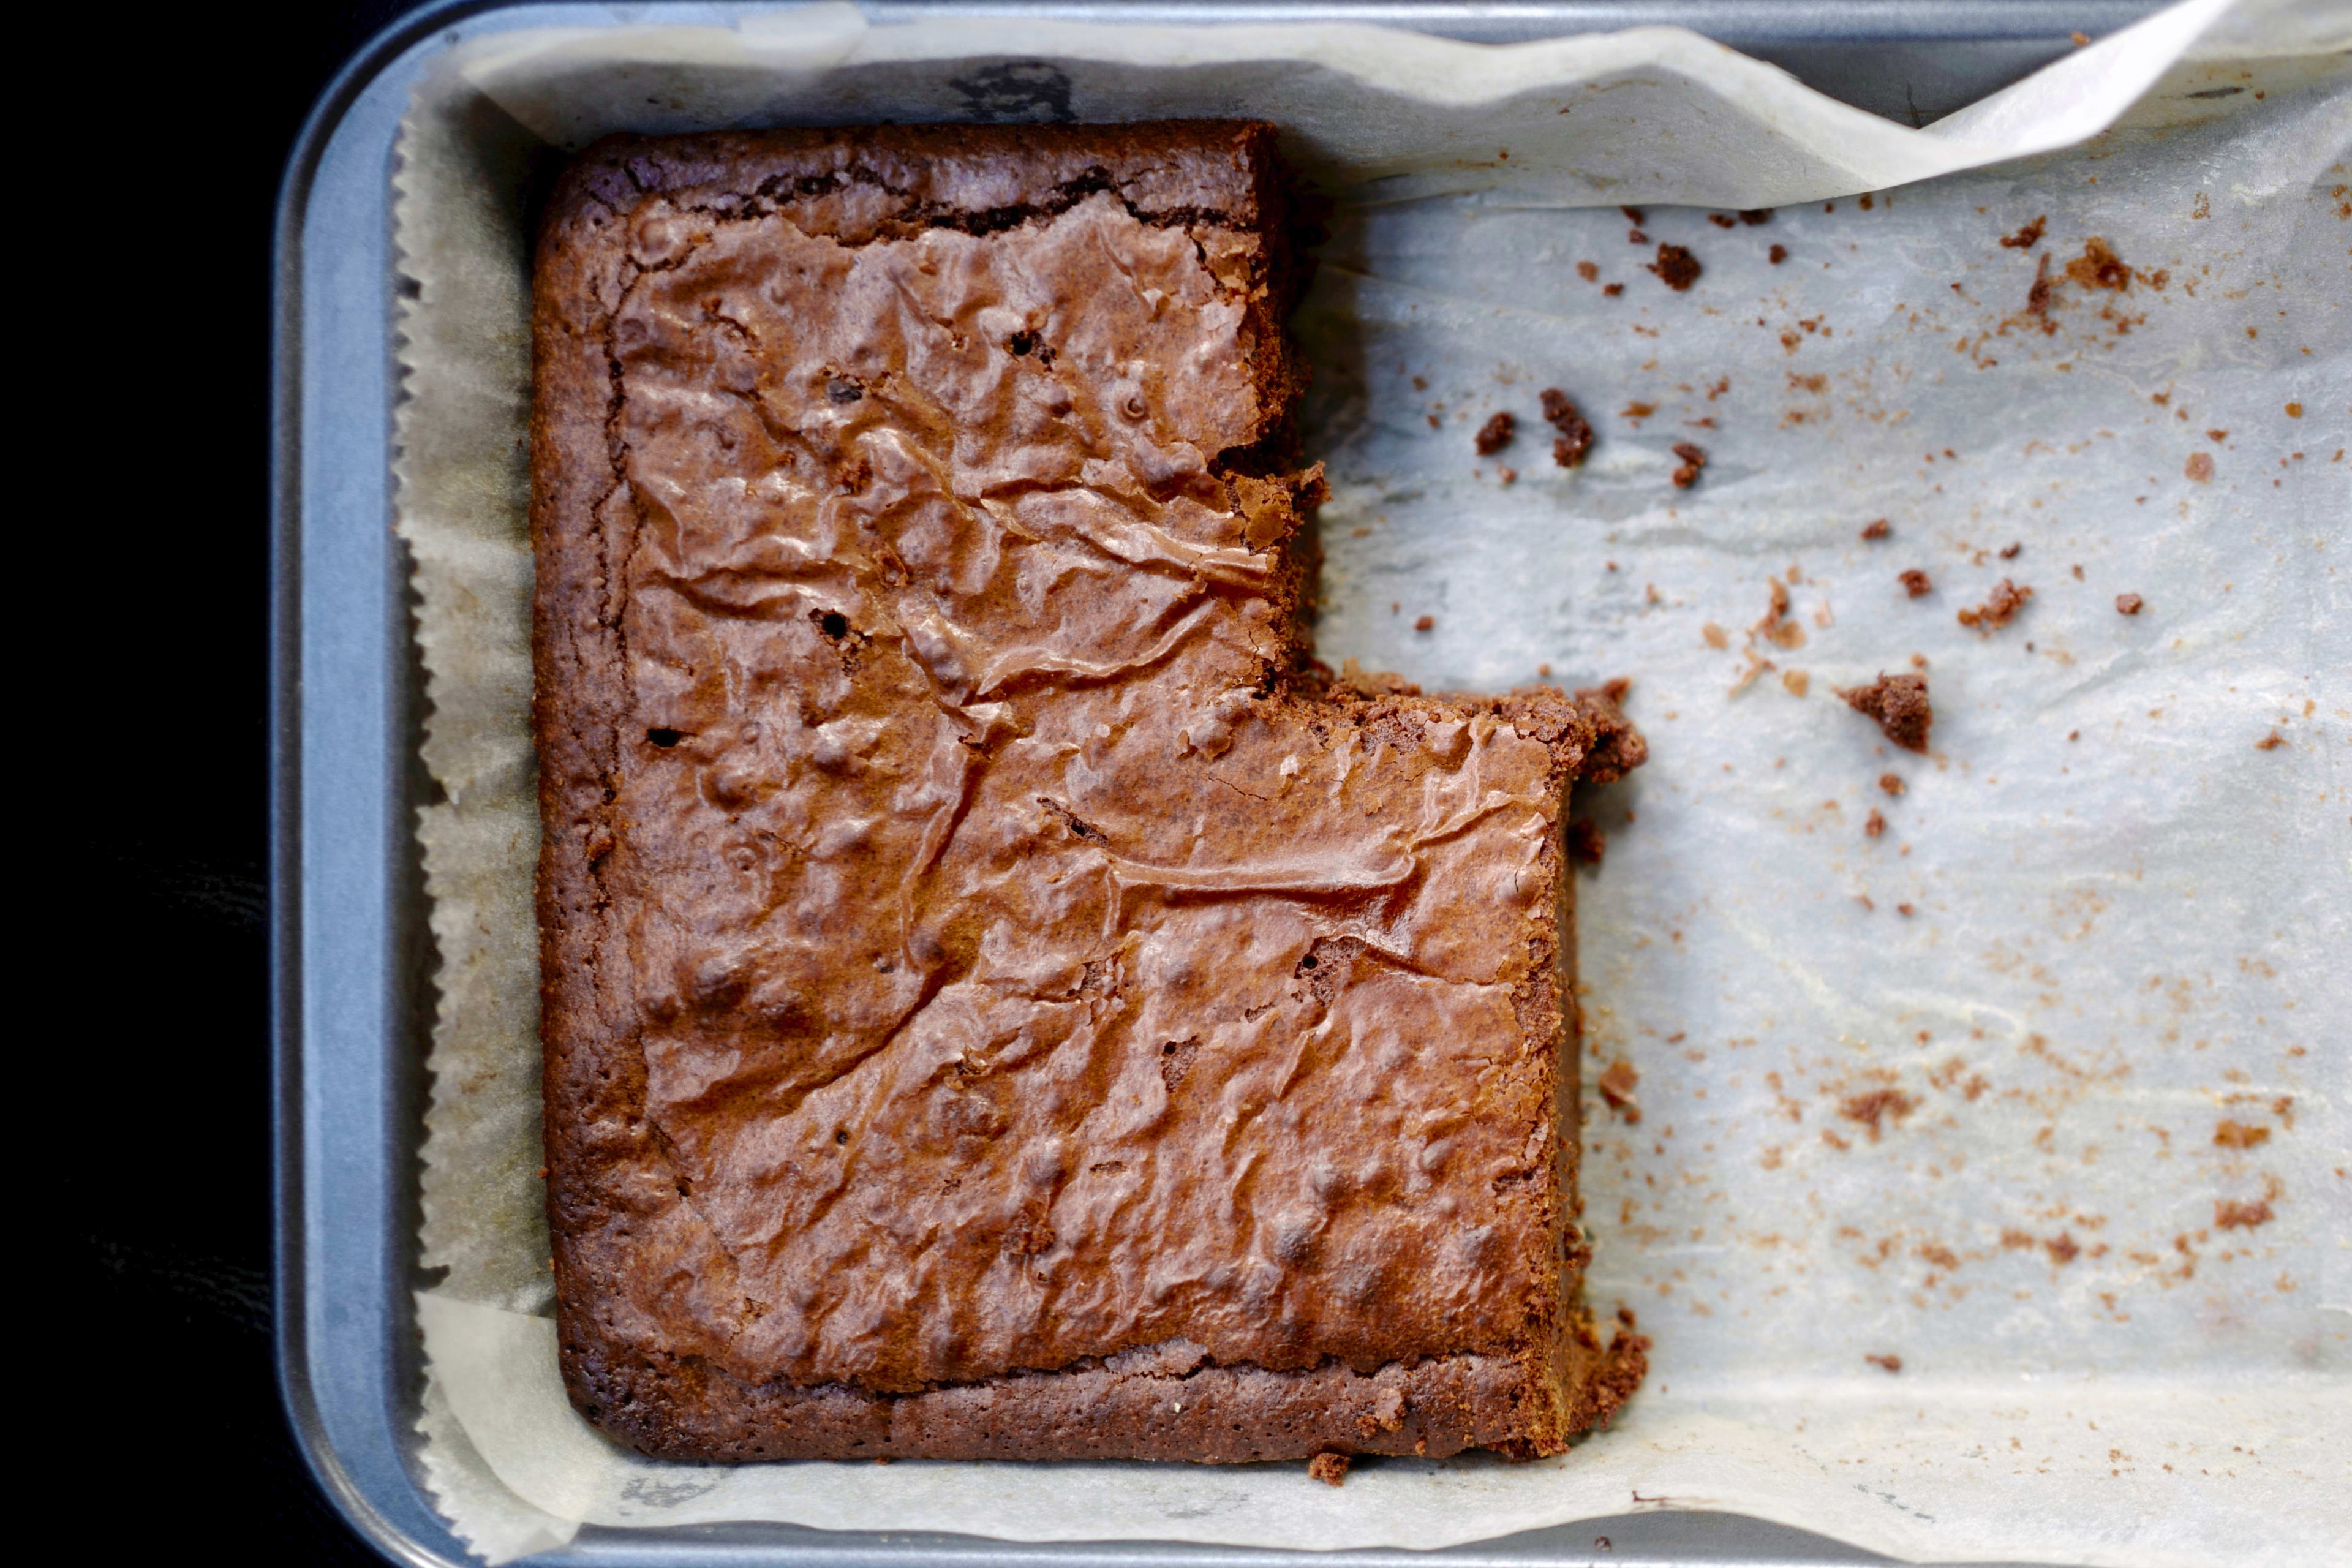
top-left (532, 122), bottom-right (1646, 1462)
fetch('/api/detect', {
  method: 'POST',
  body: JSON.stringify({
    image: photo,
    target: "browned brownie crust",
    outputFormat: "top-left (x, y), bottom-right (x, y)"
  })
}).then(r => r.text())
top-left (532, 122), bottom-right (1646, 1465)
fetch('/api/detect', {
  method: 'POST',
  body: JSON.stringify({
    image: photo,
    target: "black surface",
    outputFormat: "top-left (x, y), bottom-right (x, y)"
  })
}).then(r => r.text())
top-left (70, 2), bottom-right (432, 1560)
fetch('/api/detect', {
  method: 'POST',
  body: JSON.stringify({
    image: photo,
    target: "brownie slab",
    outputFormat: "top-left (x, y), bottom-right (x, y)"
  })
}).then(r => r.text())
top-left (531, 122), bottom-right (1646, 1463)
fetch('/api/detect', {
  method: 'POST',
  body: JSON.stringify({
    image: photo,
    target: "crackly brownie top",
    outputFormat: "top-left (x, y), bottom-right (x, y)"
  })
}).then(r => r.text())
top-left (541, 126), bottom-right (1629, 1396)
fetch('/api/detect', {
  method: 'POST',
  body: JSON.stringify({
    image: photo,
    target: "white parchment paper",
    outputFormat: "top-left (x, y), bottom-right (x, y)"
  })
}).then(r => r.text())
top-left (391, 2), bottom-right (2351, 1561)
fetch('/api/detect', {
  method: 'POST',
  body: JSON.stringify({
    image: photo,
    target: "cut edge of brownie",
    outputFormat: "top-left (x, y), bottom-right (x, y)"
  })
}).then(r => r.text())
top-left (532, 123), bottom-right (1649, 1468)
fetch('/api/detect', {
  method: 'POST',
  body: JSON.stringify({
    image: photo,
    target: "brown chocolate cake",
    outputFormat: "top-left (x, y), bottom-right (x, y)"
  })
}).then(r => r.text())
top-left (530, 122), bottom-right (1647, 1466)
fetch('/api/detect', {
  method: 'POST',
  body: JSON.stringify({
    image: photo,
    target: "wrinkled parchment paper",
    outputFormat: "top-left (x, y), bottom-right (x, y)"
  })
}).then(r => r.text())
top-left (391, 2), bottom-right (2350, 1561)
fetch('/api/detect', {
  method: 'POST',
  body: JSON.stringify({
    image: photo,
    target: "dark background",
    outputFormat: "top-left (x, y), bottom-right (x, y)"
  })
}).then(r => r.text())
top-left (77, 2), bottom-right (429, 1558)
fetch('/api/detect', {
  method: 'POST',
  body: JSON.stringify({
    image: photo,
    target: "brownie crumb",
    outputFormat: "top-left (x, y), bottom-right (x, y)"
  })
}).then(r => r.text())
top-left (2045, 1232), bottom-right (2080, 1265)
top-left (1498, 466), bottom-right (1517, 485)
top-left (1866, 1354), bottom-right (1904, 1374)
top-left (1896, 903), bottom-right (1915, 916)
top-left (1541, 388), bottom-right (1594, 467)
top-left (1843, 673), bottom-right (1933, 753)
top-left (2115, 592), bottom-right (2144, 615)
top-left (2214, 1198), bottom-right (2274, 1231)
top-left (1575, 260), bottom-right (1600, 282)
top-left (1649, 243), bottom-right (1702, 290)
top-left (2255, 729), bottom-right (2285, 750)
top-left (1957, 578), bottom-right (2032, 631)
top-left (1879, 773), bottom-right (1905, 796)
top-left (2026, 253), bottom-right (2056, 323)
top-left (1414, 615), bottom-right (1436, 633)
top-left (1838, 1088), bottom-right (1918, 1140)
top-left (1860, 518), bottom-right (1891, 541)
top-left (1602, 282), bottom-right (1624, 297)
top-left (1999, 541), bottom-right (2022, 559)
top-left (1708, 213), bottom-right (1738, 228)
top-left (1670, 442), bottom-right (1708, 488)
top-left (1308, 1452), bottom-right (1351, 1487)
top-left (1768, 244), bottom-right (1788, 265)
top-left (1899, 568), bottom-right (1932, 598)
top-left (2000, 215), bottom-right (2046, 250)
top-left (1619, 205), bottom-right (1646, 225)
top-left (1475, 410), bottom-right (1515, 456)
top-left (1597, 1059), bottom-right (1642, 1123)
top-left (1566, 818), bottom-right (1607, 867)
top-left (2065, 237), bottom-right (2132, 291)
top-left (2214, 1120), bottom-right (2271, 1150)
top-left (2185, 451), bottom-right (2214, 482)
top-left (1740, 209), bottom-right (1773, 225)
top-left (1864, 809), bottom-right (1887, 839)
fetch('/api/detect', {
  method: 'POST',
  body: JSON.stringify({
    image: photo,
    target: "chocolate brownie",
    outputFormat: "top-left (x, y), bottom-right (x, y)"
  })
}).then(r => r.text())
top-left (530, 123), bottom-right (1646, 1465)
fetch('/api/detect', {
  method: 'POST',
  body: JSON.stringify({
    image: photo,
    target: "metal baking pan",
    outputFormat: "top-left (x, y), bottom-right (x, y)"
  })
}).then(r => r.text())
top-left (273, 2), bottom-right (2168, 1562)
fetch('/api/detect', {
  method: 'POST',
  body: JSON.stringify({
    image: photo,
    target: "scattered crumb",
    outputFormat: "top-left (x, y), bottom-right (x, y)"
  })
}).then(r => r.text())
top-left (2214, 1121), bottom-right (2271, 1150)
top-left (1879, 773), bottom-right (1905, 796)
top-left (1602, 282), bottom-right (1624, 297)
top-left (2255, 730), bottom-right (2285, 751)
top-left (1781, 669), bottom-right (1810, 697)
top-left (2066, 237), bottom-right (2132, 290)
top-left (1702, 622), bottom-right (1730, 650)
top-left (1649, 243), bottom-right (1703, 290)
top-left (1896, 903), bottom-right (1915, 916)
top-left (1708, 213), bottom-right (1738, 228)
top-left (1958, 579), bottom-right (2032, 631)
top-left (1308, 1452), bottom-right (1351, 1487)
top-left (1768, 244), bottom-right (1788, 265)
top-left (1860, 518), bottom-right (1891, 541)
top-left (2000, 215), bottom-right (2047, 250)
top-left (1413, 615), bottom-right (1436, 633)
top-left (1866, 1354), bottom-right (1904, 1374)
top-left (2027, 254), bottom-right (2056, 322)
top-left (1619, 205), bottom-right (1646, 225)
top-left (1839, 1088), bottom-right (1918, 1140)
top-left (2047, 1232), bottom-right (2081, 1265)
top-left (2070, 29), bottom-right (2089, 44)
top-left (1542, 388), bottom-right (1595, 467)
top-left (1475, 411), bottom-right (1515, 456)
top-left (2116, 593), bottom-right (2144, 615)
top-left (1864, 809), bottom-right (1887, 839)
top-left (2000, 541), bottom-right (2022, 559)
top-left (1843, 673), bottom-right (1934, 753)
top-left (2214, 1199), bottom-right (2274, 1231)
top-left (1567, 818), bottom-right (1607, 867)
top-left (2185, 451), bottom-right (2214, 482)
top-left (1498, 466), bottom-right (1517, 486)
top-left (1576, 260), bottom-right (1600, 282)
top-left (2284, 401), bottom-right (2302, 417)
top-left (1597, 1058), bottom-right (1642, 1123)
top-left (1670, 442), bottom-right (1708, 488)
top-left (1900, 568), bottom-right (1932, 598)
top-left (1740, 209), bottom-right (1773, 226)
